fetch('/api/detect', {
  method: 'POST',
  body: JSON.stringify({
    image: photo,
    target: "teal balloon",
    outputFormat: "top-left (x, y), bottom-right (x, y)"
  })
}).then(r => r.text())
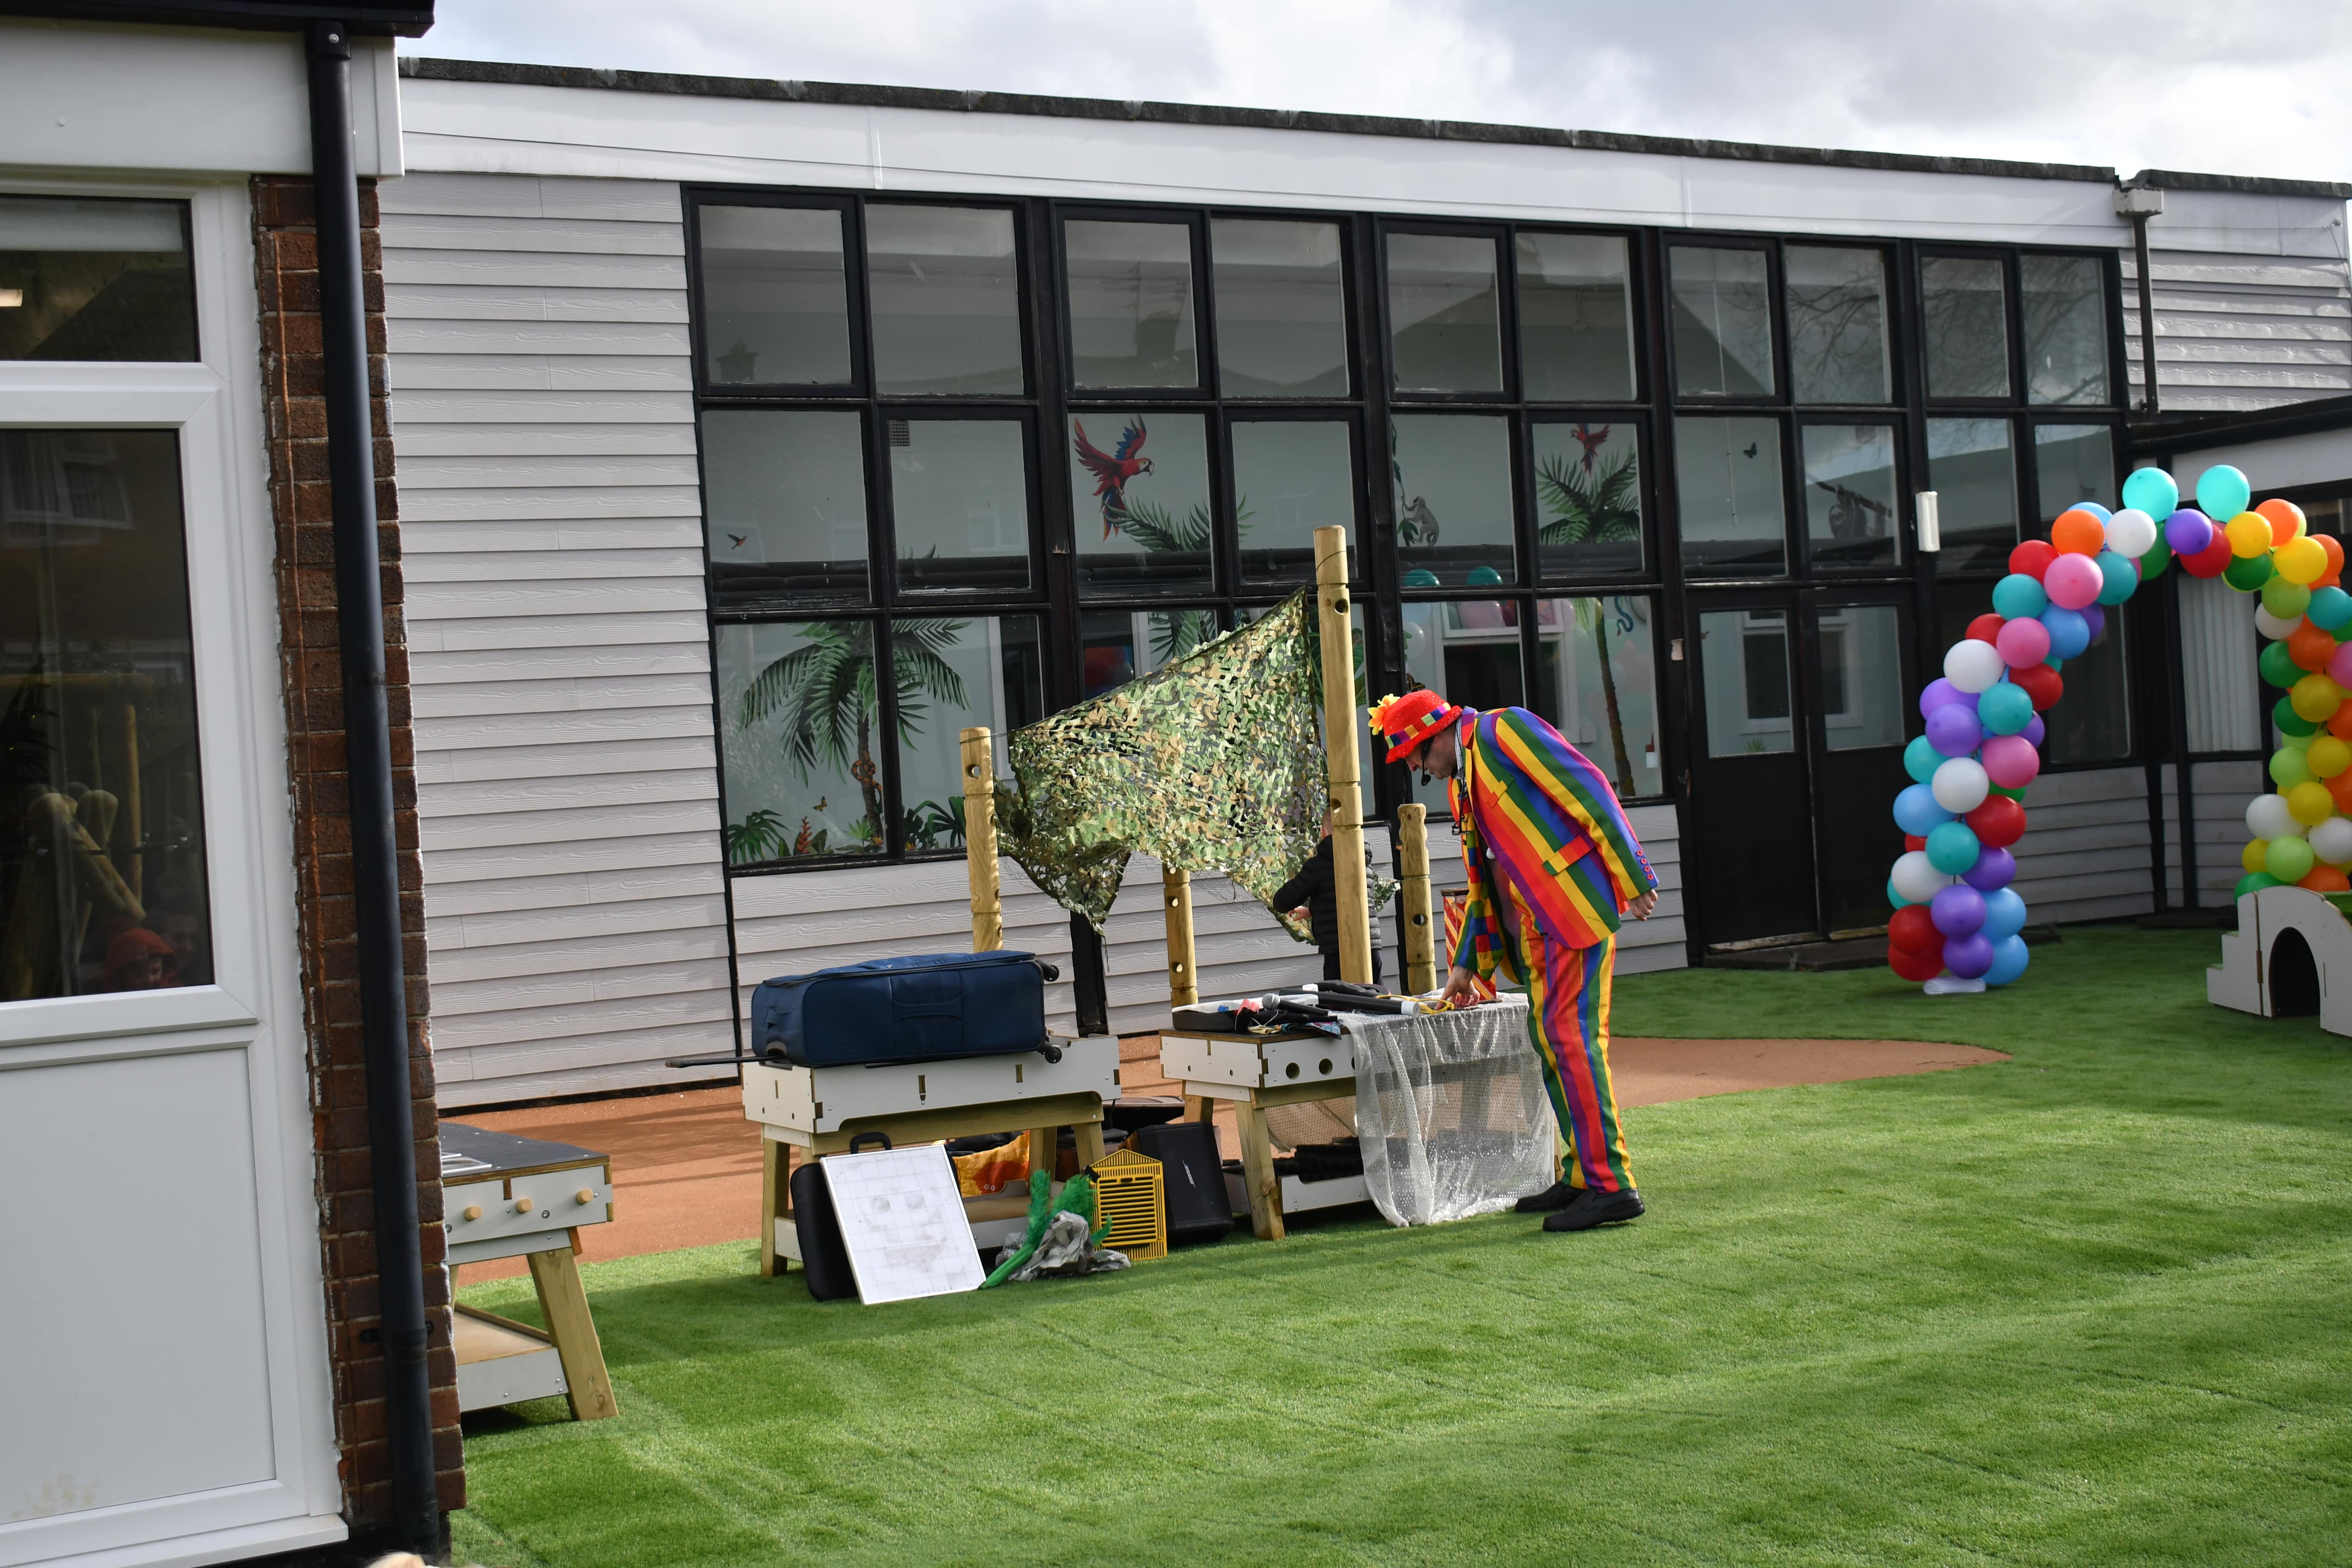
top-left (1904, 733), bottom-right (1942, 784)
top-left (1926, 820), bottom-right (1982, 874)
top-left (2197, 464), bottom-right (2251, 521)
top-left (2275, 696), bottom-right (2319, 738)
top-left (2121, 467), bottom-right (2179, 519)
top-left (1978, 682), bottom-right (2034, 735)
top-left (1466, 565), bottom-right (1504, 586)
top-left (2310, 585), bottom-right (2352, 632)
top-left (2096, 550), bottom-right (2138, 604)
top-left (1990, 574), bottom-right (2049, 620)
top-left (1402, 568), bottom-right (1440, 588)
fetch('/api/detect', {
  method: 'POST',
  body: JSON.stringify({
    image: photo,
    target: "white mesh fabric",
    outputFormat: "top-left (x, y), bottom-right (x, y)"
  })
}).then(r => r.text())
top-left (1346, 997), bottom-right (1555, 1226)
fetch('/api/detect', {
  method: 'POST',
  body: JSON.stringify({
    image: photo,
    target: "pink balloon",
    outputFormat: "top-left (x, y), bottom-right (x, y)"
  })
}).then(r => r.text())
top-left (1995, 616), bottom-right (2052, 669)
top-left (2330, 642), bottom-right (2352, 690)
top-left (1981, 734), bottom-right (2042, 790)
top-left (2043, 553), bottom-right (2103, 610)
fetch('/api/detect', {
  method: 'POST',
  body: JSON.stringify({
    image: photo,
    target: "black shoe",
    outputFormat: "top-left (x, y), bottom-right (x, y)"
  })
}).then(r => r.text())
top-left (1541, 1186), bottom-right (1644, 1232)
top-left (1514, 1180), bottom-right (1584, 1213)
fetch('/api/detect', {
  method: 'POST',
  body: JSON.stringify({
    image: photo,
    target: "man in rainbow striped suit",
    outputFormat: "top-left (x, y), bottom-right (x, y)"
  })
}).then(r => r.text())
top-left (1372, 689), bottom-right (1660, 1233)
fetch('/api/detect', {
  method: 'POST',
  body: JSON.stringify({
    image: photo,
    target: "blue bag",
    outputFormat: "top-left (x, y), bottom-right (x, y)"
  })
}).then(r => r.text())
top-left (750, 951), bottom-right (1051, 1068)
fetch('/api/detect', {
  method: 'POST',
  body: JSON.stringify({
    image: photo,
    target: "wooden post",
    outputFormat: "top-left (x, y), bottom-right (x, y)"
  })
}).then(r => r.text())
top-left (960, 725), bottom-right (1002, 952)
top-left (1313, 525), bottom-right (1372, 985)
top-left (1162, 866), bottom-right (1198, 1007)
top-left (1396, 803), bottom-right (1437, 994)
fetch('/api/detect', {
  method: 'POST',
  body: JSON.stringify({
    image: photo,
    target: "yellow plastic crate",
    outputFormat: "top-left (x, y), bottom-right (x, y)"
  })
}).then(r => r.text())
top-left (1089, 1145), bottom-right (1166, 1262)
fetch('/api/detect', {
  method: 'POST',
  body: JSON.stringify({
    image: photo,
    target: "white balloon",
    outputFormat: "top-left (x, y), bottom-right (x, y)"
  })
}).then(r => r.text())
top-left (1932, 756), bottom-right (1991, 814)
top-left (2254, 606), bottom-right (2302, 641)
top-left (2248, 793), bottom-right (2302, 841)
top-left (2312, 816), bottom-right (2352, 866)
top-left (1943, 639), bottom-right (2006, 694)
top-left (2105, 507), bottom-right (2158, 558)
top-left (1892, 849), bottom-right (1949, 904)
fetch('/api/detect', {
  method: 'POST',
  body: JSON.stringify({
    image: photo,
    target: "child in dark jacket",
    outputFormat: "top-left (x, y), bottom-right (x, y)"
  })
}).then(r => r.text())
top-left (1272, 816), bottom-right (1384, 985)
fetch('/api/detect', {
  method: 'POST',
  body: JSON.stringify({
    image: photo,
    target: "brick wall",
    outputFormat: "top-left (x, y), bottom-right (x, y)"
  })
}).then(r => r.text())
top-left (252, 173), bottom-right (463, 1535)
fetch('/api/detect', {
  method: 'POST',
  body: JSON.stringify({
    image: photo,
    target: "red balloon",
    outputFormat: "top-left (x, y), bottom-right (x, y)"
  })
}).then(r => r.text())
top-left (2183, 531), bottom-right (2235, 579)
top-left (1964, 794), bottom-right (2027, 848)
top-left (1889, 943), bottom-right (1944, 982)
top-left (1903, 833), bottom-right (1926, 851)
top-left (2009, 539), bottom-right (2058, 580)
top-left (1967, 613), bottom-right (2006, 645)
top-left (1889, 904), bottom-right (1942, 955)
top-left (2012, 663), bottom-right (2064, 711)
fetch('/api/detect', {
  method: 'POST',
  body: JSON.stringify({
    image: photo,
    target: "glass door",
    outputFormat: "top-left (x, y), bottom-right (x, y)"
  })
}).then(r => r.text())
top-left (1688, 593), bottom-right (1817, 946)
top-left (1804, 595), bottom-right (1915, 936)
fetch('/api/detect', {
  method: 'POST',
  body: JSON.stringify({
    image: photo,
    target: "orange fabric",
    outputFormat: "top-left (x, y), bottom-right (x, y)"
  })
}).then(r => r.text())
top-left (954, 1132), bottom-right (1030, 1196)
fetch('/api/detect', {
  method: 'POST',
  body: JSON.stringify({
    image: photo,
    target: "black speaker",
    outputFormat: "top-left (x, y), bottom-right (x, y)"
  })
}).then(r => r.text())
top-left (1131, 1120), bottom-right (1234, 1245)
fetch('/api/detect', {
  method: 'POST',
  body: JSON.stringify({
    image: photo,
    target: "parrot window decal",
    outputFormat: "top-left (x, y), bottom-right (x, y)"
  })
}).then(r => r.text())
top-left (1072, 418), bottom-right (1154, 538)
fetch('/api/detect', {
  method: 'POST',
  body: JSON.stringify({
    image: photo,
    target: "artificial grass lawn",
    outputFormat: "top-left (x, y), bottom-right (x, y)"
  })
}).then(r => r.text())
top-left (453, 928), bottom-right (2352, 1566)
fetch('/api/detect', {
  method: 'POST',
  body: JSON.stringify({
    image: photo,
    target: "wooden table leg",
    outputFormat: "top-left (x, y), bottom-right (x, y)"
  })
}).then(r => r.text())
top-left (1027, 1124), bottom-right (1056, 1181)
top-left (526, 1245), bottom-right (619, 1422)
top-left (760, 1139), bottom-right (789, 1278)
top-left (1073, 1119), bottom-right (1105, 1168)
top-left (1182, 1093), bottom-right (1211, 1124)
top-left (1233, 1094), bottom-right (1285, 1241)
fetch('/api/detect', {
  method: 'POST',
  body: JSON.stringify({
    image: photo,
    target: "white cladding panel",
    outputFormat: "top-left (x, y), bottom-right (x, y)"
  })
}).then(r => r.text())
top-left (2126, 244), bottom-right (2352, 414)
top-left (1424, 803), bottom-right (1686, 977)
top-left (384, 172), bottom-right (738, 1105)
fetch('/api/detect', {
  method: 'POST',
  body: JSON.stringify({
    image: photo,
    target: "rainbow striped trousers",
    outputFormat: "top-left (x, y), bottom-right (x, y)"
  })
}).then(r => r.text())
top-left (1513, 900), bottom-right (1634, 1193)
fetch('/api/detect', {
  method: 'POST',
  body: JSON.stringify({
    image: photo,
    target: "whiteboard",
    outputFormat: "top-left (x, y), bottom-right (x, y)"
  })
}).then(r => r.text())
top-left (822, 1145), bottom-right (985, 1306)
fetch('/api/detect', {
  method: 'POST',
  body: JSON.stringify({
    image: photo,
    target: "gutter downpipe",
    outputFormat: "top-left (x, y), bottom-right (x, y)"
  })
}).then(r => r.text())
top-left (305, 20), bottom-right (440, 1557)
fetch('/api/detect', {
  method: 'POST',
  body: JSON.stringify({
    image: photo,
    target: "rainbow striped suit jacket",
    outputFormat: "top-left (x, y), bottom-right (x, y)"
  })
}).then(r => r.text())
top-left (1447, 707), bottom-right (1658, 978)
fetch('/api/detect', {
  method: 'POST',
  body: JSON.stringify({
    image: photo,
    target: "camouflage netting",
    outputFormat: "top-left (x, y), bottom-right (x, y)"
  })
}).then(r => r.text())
top-left (997, 590), bottom-right (1330, 937)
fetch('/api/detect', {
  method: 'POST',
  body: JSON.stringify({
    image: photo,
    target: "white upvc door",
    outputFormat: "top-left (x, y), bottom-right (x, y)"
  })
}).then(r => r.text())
top-left (0, 181), bottom-right (344, 1567)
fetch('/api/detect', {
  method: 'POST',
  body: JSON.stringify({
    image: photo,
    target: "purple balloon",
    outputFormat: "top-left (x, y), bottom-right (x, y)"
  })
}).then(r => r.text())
top-left (1926, 702), bottom-right (1984, 757)
top-left (1919, 678), bottom-right (1963, 720)
top-left (2080, 603), bottom-right (2107, 644)
top-left (1943, 933), bottom-right (1996, 979)
top-left (2165, 507), bottom-right (2213, 557)
top-left (2023, 714), bottom-right (2046, 747)
top-left (1931, 882), bottom-right (1987, 938)
top-left (1964, 846), bottom-right (2016, 891)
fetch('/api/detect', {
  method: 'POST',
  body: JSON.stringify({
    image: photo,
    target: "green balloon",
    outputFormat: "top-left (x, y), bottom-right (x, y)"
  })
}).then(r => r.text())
top-left (2263, 577), bottom-right (2313, 619)
top-left (2236, 871), bottom-right (2282, 898)
top-left (2260, 640), bottom-right (2304, 689)
top-left (2139, 540), bottom-right (2172, 579)
top-left (2225, 552), bottom-right (2276, 591)
top-left (2266, 835), bottom-right (2317, 883)
top-left (2276, 696), bottom-right (2320, 737)
top-left (2271, 746), bottom-right (2314, 788)
top-left (1989, 783), bottom-right (2028, 801)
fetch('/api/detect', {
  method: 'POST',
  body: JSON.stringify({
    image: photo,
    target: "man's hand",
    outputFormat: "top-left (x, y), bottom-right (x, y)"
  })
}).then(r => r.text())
top-left (1627, 889), bottom-right (1660, 921)
top-left (1437, 964), bottom-right (1480, 1007)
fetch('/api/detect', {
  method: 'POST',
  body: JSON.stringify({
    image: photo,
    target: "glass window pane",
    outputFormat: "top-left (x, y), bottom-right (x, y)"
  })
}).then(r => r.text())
top-left (1926, 417), bottom-right (2018, 572)
top-left (702, 409), bottom-right (868, 602)
top-left (1065, 219), bottom-right (1197, 389)
top-left (1080, 608), bottom-right (1223, 699)
top-left (865, 204), bottom-right (1024, 396)
top-left (1816, 605), bottom-right (1905, 751)
top-left (1785, 246), bottom-right (1890, 404)
top-left (1401, 599), bottom-right (1524, 812)
top-left (1212, 218), bottom-right (1348, 397)
top-left (2033, 423), bottom-right (2116, 525)
top-left (1533, 421), bottom-right (1643, 577)
top-left (1674, 416), bottom-right (1786, 575)
top-left (1698, 608), bottom-right (1795, 757)
top-left (1392, 414), bottom-right (1514, 586)
top-left (1802, 422), bottom-right (1900, 571)
top-left (2023, 255), bottom-right (2110, 406)
top-left (717, 620), bottom-right (885, 863)
top-left (890, 419), bottom-right (1030, 593)
top-left (1922, 255), bottom-right (2011, 400)
top-left (1387, 233), bottom-right (1502, 394)
top-left (1232, 421), bottom-right (1353, 584)
top-left (1071, 411), bottom-right (1211, 595)
top-left (2, 430), bottom-right (212, 999)
top-left (1516, 233), bottom-right (1634, 401)
top-left (0, 197), bottom-right (195, 362)
top-left (698, 205), bottom-right (850, 387)
top-left (890, 615), bottom-right (1046, 851)
top-left (2043, 612), bottom-right (2130, 764)
top-left (1539, 596), bottom-right (1660, 797)
top-left (1669, 247), bottom-right (1773, 397)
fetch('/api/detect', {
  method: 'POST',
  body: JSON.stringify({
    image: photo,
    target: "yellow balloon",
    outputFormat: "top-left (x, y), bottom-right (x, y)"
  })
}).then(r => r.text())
top-left (2291, 672), bottom-right (2344, 722)
top-left (2227, 512), bottom-right (2275, 558)
top-left (2290, 780), bottom-right (2336, 825)
top-left (2310, 735), bottom-right (2352, 778)
top-left (2277, 535), bottom-right (2328, 586)
top-left (2243, 837), bottom-right (2270, 873)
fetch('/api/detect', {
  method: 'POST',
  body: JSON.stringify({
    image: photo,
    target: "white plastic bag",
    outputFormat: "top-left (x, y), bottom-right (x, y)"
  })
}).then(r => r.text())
top-left (1347, 996), bottom-right (1555, 1226)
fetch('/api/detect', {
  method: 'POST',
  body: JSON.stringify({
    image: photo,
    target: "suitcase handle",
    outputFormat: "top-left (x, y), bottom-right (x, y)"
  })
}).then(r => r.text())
top-left (847, 1132), bottom-right (893, 1154)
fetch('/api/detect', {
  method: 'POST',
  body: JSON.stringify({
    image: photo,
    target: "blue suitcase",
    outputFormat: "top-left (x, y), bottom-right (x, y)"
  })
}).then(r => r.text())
top-left (750, 951), bottom-right (1053, 1068)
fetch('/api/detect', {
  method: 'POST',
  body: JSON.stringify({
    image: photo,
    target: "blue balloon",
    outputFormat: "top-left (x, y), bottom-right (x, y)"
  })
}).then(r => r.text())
top-left (2121, 467), bottom-right (2180, 519)
top-left (2040, 606), bottom-right (2091, 660)
top-left (1977, 682), bottom-right (2034, 736)
top-left (2096, 549), bottom-right (2139, 605)
top-left (1979, 886), bottom-right (2028, 941)
top-left (2072, 501), bottom-right (2112, 522)
top-left (2310, 585), bottom-right (2352, 632)
top-left (1904, 733), bottom-right (1944, 784)
top-left (2196, 463), bottom-right (2251, 522)
top-left (1926, 820), bottom-right (1982, 875)
top-left (1984, 934), bottom-right (2031, 986)
top-left (1895, 782), bottom-right (1955, 836)
top-left (1990, 574), bottom-right (2050, 621)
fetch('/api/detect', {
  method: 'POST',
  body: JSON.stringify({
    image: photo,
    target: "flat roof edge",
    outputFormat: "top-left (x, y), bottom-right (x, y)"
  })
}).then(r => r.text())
top-left (397, 55), bottom-right (2126, 185)
top-left (2126, 168), bottom-right (2352, 201)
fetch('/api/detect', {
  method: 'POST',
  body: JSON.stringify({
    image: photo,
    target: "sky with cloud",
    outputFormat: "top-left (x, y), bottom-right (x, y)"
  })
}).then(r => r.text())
top-left (408, 0), bottom-right (2350, 184)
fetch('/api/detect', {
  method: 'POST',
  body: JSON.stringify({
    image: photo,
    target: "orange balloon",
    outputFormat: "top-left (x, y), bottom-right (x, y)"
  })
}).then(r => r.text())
top-left (2320, 534), bottom-right (2346, 579)
top-left (2051, 509), bottom-right (2106, 555)
top-left (2289, 621), bottom-right (2338, 672)
top-left (2327, 767), bottom-right (2352, 814)
top-left (2258, 498), bottom-right (2308, 547)
top-left (2298, 865), bottom-right (2350, 893)
top-left (2328, 703), bottom-right (2352, 742)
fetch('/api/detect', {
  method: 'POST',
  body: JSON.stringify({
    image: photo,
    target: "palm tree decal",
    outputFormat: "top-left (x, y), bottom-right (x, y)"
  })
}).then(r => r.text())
top-left (1537, 431), bottom-right (1643, 798)
top-left (736, 619), bottom-right (969, 854)
top-left (1107, 494), bottom-right (1250, 664)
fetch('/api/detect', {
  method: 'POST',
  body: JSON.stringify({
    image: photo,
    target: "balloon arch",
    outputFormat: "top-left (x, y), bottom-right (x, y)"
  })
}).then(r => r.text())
top-left (1886, 462), bottom-right (2332, 990)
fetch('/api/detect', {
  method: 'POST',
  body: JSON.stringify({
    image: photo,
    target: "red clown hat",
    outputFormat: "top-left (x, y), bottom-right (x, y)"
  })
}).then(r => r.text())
top-left (1369, 689), bottom-right (1460, 762)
